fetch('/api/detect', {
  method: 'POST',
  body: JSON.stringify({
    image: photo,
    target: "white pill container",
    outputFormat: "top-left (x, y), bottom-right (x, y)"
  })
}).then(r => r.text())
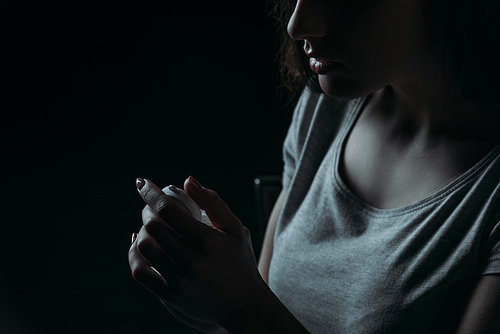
top-left (162, 185), bottom-right (213, 227)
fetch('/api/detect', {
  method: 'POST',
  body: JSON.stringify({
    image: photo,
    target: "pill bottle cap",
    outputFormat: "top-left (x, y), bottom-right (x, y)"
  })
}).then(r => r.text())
top-left (161, 185), bottom-right (213, 227)
top-left (162, 185), bottom-right (202, 221)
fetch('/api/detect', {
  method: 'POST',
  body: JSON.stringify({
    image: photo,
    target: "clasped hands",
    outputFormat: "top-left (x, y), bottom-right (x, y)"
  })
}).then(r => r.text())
top-left (128, 176), bottom-right (262, 333)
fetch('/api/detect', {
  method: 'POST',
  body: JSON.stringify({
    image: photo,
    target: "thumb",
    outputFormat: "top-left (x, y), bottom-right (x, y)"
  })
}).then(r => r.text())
top-left (184, 176), bottom-right (243, 237)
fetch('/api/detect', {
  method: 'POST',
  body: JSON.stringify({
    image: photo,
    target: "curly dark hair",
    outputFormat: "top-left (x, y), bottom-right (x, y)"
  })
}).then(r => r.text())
top-left (271, 0), bottom-right (317, 94)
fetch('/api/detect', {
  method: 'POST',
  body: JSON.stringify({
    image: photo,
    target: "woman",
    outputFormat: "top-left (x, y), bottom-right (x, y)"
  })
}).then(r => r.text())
top-left (128, 0), bottom-right (500, 332)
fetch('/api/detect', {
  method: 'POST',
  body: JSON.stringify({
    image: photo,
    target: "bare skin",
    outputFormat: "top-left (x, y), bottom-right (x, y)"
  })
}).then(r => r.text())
top-left (340, 86), bottom-right (499, 210)
top-left (286, 0), bottom-right (500, 331)
top-left (288, 1), bottom-right (500, 210)
top-left (129, 0), bottom-right (500, 332)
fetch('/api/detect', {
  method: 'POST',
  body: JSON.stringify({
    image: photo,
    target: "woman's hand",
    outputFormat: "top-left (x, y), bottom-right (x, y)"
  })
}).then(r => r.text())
top-left (128, 176), bottom-right (264, 332)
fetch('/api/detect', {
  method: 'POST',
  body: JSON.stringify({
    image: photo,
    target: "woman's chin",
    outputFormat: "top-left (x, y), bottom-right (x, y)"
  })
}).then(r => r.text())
top-left (318, 73), bottom-right (378, 100)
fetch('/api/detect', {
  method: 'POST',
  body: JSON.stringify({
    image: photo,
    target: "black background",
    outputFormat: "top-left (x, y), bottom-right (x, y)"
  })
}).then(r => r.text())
top-left (1, 2), bottom-right (293, 333)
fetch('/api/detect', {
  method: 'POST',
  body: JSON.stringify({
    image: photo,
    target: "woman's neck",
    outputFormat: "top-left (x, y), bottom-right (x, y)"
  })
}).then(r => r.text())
top-left (376, 82), bottom-right (500, 145)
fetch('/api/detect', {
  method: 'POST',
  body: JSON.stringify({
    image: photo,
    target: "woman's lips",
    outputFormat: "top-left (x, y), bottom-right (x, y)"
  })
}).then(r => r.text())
top-left (309, 57), bottom-right (341, 75)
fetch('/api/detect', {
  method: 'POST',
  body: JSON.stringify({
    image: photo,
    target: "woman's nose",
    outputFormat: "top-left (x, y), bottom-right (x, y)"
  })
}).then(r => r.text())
top-left (287, 0), bottom-right (329, 40)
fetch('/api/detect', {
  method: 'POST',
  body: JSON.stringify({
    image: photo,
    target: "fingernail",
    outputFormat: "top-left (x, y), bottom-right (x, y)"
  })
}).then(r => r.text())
top-left (136, 178), bottom-right (145, 190)
top-left (131, 232), bottom-right (138, 244)
top-left (189, 175), bottom-right (202, 191)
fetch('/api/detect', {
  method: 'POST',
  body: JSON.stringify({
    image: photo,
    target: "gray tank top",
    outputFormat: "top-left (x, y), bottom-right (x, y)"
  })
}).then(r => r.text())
top-left (268, 86), bottom-right (500, 333)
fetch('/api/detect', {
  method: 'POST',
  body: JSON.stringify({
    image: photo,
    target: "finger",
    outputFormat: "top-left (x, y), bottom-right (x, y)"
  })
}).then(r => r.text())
top-left (129, 236), bottom-right (171, 300)
top-left (184, 176), bottom-right (244, 237)
top-left (135, 226), bottom-right (176, 279)
top-left (137, 178), bottom-right (208, 240)
top-left (243, 226), bottom-right (252, 244)
top-left (141, 205), bottom-right (192, 264)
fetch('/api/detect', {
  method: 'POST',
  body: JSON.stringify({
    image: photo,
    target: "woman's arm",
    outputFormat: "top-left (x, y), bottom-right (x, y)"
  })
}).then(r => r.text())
top-left (455, 274), bottom-right (500, 333)
top-left (258, 189), bottom-right (288, 283)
